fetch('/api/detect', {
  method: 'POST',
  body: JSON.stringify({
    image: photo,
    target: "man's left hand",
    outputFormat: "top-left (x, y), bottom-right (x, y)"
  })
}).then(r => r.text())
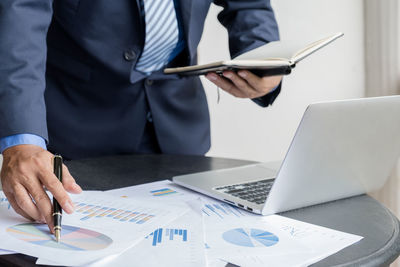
top-left (206, 70), bottom-right (282, 99)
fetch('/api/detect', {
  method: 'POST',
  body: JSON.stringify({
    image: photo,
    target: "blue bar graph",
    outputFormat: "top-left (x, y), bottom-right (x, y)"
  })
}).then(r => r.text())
top-left (147, 228), bottom-right (188, 246)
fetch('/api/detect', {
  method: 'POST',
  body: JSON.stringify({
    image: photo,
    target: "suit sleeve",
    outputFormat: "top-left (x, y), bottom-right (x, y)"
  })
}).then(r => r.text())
top-left (213, 0), bottom-right (281, 107)
top-left (213, 0), bottom-right (280, 58)
top-left (0, 0), bottom-right (53, 141)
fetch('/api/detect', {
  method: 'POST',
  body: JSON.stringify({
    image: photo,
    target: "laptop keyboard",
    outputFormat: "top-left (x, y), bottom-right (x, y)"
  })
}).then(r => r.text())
top-left (214, 179), bottom-right (275, 205)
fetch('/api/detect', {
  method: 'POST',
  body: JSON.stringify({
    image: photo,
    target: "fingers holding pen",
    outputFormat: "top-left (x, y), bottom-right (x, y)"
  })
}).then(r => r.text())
top-left (62, 165), bottom-right (82, 194)
top-left (24, 179), bottom-right (54, 232)
top-left (0, 145), bottom-right (78, 232)
top-left (4, 188), bottom-right (43, 223)
top-left (38, 169), bottom-right (75, 215)
top-left (11, 183), bottom-right (44, 222)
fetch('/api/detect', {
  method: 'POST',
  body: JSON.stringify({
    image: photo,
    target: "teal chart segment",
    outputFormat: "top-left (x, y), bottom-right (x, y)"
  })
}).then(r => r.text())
top-left (222, 228), bottom-right (279, 247)
top-left (7, 223), bottom-right (112, 251)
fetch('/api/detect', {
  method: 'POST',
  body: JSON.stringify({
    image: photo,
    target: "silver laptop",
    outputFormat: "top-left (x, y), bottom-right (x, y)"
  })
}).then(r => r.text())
top-left (173, 96), bottom-right (400, 215)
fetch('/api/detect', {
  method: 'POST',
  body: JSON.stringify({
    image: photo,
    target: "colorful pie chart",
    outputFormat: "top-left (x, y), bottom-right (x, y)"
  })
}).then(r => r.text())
top-left (7, 223), bottom-right (112, 251)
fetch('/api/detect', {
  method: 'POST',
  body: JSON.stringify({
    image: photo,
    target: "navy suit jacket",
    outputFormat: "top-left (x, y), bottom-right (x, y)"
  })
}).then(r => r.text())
top-left (0, 0), bottom-right (280, 159)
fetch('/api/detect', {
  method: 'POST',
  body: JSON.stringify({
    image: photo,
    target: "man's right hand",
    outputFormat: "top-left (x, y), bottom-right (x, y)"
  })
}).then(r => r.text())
top-left (0, 145), bottom-right (82, 232)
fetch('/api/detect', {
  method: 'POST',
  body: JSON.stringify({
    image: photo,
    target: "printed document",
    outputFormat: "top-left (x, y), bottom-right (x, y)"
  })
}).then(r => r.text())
top-left (0, 191), bottom-right (188, 266)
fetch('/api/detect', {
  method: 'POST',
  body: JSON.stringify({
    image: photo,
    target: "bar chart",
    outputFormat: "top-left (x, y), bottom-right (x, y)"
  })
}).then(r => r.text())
top-left (147, 228), bottom-right (188, 247)
top-left (73, 201), bottom-right (156, 225)
top-left (150, 188), bottom-right (178, 197)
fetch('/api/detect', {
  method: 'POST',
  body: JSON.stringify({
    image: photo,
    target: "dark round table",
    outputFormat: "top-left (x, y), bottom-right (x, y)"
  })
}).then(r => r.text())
top-left (1, 154), bottom-right (399, 266)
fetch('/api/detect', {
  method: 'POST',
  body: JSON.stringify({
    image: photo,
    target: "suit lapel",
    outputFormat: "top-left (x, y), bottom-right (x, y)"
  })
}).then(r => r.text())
top-left (134, 0), bottom-right (145, 47)
top-left (178, 0), bottom-right (195, 56)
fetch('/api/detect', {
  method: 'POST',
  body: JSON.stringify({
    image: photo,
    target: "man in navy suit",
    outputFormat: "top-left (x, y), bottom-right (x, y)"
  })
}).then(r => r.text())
top-left (0, 0), bottom-right (281, 229)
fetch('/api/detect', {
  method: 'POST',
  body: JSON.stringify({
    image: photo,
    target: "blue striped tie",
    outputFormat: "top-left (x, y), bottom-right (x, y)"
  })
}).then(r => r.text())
top-left (136, 0), bottom-right (179, 74)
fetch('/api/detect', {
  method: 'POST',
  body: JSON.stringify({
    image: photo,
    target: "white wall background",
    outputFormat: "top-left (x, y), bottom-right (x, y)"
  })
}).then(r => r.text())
top-left (202, 0), bottom-right (365, 162)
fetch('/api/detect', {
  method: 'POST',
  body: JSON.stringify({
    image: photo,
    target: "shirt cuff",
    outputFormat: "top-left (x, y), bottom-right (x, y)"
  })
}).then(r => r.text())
top-left (0, 134), bottom-right (47, 154)
top-left (251, 81), bottom-right (282, 108)
top-left (269, 84), bottom-right (279, 93)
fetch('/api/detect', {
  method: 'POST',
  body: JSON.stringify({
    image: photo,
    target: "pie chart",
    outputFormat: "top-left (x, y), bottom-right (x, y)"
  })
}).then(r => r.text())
top-left (7, 223), bottom-right (112, 251)
top-left (222, 228), bottom-right (279, 247)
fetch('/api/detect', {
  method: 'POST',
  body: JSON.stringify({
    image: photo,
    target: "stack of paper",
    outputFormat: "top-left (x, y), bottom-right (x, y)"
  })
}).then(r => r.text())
top-left (0, 180), bottom-right (363, 266)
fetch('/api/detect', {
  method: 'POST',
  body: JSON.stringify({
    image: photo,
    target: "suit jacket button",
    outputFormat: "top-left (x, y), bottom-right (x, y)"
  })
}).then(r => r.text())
top-left (146, 79), bottom-right (154, 86)
top-left (124, 50), bottom-right (137, 61)
top-left (146, 112), bottom-right (153, 122)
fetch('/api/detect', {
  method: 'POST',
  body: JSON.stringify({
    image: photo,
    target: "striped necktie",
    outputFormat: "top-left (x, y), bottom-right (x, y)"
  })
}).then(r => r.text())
top-left (136, 0), bottom-right (179, 74)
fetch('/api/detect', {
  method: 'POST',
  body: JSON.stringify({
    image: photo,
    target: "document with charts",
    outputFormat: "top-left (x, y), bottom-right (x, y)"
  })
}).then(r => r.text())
top-left (105, 180), bottom-right (363, 266)
top-left (0, 191), bottom-right (189, 266)
top-left (204, 213), bottom-right (363, 267)
top-left (33, 180), bottom-right (363, 267)
top-left (37, 184), bottom-right (207, 267)
top-left (99, 180), bottom-right (363, 267)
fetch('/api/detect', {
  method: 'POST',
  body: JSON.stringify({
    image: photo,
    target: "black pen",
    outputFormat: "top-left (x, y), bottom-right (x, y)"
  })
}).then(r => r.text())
top-left (53, 154), bottom-right (63, 242)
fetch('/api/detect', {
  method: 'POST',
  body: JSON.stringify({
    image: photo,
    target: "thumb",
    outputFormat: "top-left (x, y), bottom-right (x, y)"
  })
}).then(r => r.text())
top-left (62, 165), bottom-right (82, 194)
